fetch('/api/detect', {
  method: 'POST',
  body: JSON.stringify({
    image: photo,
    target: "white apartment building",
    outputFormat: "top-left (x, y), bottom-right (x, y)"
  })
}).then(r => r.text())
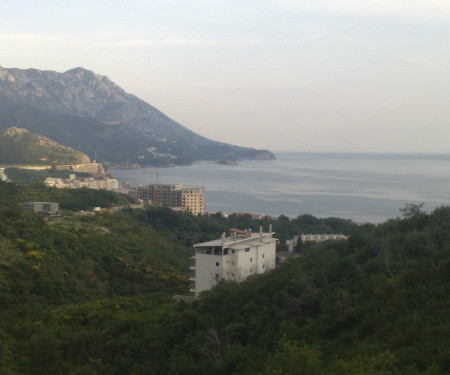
top-left (190, 227), bottom-right (277, 296)
top-left (44, 177), bottom-right (119, 191)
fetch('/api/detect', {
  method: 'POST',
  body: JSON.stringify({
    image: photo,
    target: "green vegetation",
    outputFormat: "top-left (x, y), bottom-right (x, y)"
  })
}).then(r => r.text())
top-left (4, 167), bottom-right (69, 185)
top-left (4, 167), bottom-right (98, 186)
top-left (0, 181), bottom-right (449, 374)
top-left (0, 181), bottom-right (135, 211)
top-left (0, 127), bottom-right (90, 166)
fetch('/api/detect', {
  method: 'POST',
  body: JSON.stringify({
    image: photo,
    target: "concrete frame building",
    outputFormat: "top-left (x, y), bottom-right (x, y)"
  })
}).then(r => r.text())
top-left (181, 187), bottom-right (205, 215)
top-left (23, 202), bottom-right (59, 215)
top-left (190, 227), bottom-right (277, 296)
top-left (130, 184), bottom-right (205, 215)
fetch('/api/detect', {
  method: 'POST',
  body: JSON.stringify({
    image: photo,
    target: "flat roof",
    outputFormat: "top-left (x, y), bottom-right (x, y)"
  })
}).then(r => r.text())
top-left (194, 232), bottom-right (276, 248)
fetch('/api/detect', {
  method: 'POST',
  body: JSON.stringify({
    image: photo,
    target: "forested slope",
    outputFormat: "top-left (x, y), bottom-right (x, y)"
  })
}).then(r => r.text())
top-left (0, 181), bottom-right (449, 374)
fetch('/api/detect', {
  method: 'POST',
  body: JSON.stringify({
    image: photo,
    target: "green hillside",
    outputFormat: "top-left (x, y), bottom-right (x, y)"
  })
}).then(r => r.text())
top-left (0, 127), bottom-right (90, 166)
top-left (0, 181), bottom-right (449, 374)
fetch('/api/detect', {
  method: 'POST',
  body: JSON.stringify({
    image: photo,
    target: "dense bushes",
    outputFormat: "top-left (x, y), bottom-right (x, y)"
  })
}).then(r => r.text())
top-left (1, 181), bottom-right (449, 373)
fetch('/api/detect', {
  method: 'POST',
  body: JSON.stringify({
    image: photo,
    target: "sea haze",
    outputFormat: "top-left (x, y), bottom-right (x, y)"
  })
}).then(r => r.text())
top-left (111, 152), bottom-right (450, 223)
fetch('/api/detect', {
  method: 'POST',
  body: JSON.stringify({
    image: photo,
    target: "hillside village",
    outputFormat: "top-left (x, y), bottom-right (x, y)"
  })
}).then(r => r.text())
top-left (42, 169), bottom-right (205, 216)
top-left (45, 174), bottom-right (119, 191)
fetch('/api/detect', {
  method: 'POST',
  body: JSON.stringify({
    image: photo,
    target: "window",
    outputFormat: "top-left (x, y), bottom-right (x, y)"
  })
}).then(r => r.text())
top-left (245, 248), bottom-right (250, 252)
top-left (262, 254), bottom-right (265, 258)
top-left (231, 250), bottom-right (235, 254)
top-left (216, 262), bottom-right (219, 266)
top-left (250, 269), bottom-right (253, 273)
top-left (231, 261), bottom-right (235, 266)
top-left (215, 274), bottom-right (219, 279)
top-left (250, 258), bottom-right (253, 262)
top-left (262, 265), bottom-right (265, 269)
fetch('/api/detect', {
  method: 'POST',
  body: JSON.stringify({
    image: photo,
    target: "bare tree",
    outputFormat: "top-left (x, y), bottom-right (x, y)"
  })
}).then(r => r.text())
top-left (200, 326), bottom-right (229, 370)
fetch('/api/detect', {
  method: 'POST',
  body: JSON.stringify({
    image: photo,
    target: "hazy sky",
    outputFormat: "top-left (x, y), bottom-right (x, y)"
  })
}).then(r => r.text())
top-left (1, 1), bottom-right (450, 153)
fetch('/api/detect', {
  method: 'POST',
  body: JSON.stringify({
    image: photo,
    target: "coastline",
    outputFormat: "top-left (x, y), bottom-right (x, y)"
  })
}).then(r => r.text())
top-left (110, 152), bottom-right (450, 224)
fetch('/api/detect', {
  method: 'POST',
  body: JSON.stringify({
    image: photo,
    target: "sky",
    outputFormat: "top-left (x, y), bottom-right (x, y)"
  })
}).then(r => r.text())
top-left (1, 0), bottom-right (450, 153)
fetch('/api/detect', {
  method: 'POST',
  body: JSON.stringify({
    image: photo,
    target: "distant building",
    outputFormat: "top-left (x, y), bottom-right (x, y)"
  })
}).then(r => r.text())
top-left (23, 202), bottom-right (59, 215)
top-left (74, 179), bottom-right (98, 189)
top-left (181, 187), bottom-right (205, 215)
top-left (190, 227), bottom-right (277, 296)
top-left (105, 178), bottom-right (119, 190)
top-left (130, 184), bottom-right (205, 215)
top-left (299, 233), bottom-right (348, 243)
top-left (287, 233), bottom-right (348, 252)
top-left (44, 176), bottom-right (119, 191)
top-left (0, 168), bottom-right (9, 182)
top-left (45, 177), bottom-right (66, 188)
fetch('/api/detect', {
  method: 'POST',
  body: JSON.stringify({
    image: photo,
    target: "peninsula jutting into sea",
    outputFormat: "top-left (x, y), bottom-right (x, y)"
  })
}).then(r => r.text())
top-left (0, 66), bottom-right (275, 168)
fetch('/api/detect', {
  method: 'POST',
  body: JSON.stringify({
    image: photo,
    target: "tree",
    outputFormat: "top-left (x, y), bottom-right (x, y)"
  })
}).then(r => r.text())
top-left (399, 203), bottom-right (425, 219)
top-left (294, 236), bottom-right (303, 252)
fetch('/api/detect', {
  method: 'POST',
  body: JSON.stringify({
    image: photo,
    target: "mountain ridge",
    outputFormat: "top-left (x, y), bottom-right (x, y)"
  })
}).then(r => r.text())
top-left (0, 66), bottom-right (275, 167)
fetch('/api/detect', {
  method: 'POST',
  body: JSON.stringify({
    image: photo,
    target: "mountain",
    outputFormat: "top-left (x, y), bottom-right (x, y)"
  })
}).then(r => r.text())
top-left (0, 66), bottom-right (275, 167)
top-left (0, 126), bottom-right (90, 165)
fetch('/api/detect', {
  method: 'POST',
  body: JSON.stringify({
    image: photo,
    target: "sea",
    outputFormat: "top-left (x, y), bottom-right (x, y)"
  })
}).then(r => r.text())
top-left (110, 152), bottom-right (450, 224)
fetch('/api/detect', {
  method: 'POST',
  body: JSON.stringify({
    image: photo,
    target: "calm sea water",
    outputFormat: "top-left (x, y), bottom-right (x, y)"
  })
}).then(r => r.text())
top-left (110, 152), bottom-right (450, 223)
